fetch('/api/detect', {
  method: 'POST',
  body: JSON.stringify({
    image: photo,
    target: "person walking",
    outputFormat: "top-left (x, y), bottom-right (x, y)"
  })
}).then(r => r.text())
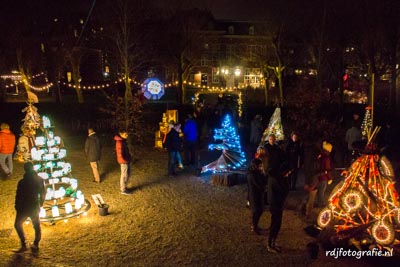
top-left (264, 134), bottom-right (291, 253)
top-left (0, 123), bottom-right (16, 177)
top-left (286, 132), bottom-right (304, 190)
top-left (114, 130), bottom-right (132, 194)
top-left (164, 123), bottom-right (182, 177)
top-left (183, 114), bottom-right (198, 166)
top-left (14, 162), bottom-right (45, 252)
top-left (85, 128), bottom-right (101, 183)
top-left (247, 158), bottom-right (268, 235)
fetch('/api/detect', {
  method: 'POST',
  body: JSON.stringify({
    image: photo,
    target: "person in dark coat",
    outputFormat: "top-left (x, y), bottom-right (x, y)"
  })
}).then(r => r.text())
top-left (114, 130), bottom-right (132, 194)
top-left (183, 115), bottom-right (198, 165)
top-left (164, 123), bottom-right (182, 176)
top-left (247, 158), bottom-right (268, 235)
top-left (14, 162), bottom-right (45, 252)
top-left (264, 134), bottom-right (291, 253)
top-left (286, 132), bottom-right (304, 190)
top-left (85, 128), bottom-right (101, 183)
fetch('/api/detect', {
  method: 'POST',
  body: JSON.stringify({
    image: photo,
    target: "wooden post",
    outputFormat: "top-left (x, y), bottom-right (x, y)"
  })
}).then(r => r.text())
top-left (370, 73), bottom-right (375, 128)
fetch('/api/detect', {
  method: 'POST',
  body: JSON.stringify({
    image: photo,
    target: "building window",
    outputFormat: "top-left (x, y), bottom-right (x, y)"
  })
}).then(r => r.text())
top-left (244, 68), bottom-right (262, 88)
top-left (228, 25), bottom-right (234, 34)
top-left (212, 67), bottom-right (219, 83)
top-left (227, 44), bottom-right (235, 60)
top-left (249, 26), bottom-right (254, 35)
top-left (201, 55), bottom-right (208, 66)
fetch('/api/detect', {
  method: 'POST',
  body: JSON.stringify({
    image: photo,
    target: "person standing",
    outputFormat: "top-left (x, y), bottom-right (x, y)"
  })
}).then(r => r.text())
top-left (183, 114), bottom-right (198, 166)
top-left (286, 132), bottom-right (304, 190)
top-left (164, 123), bottom-right (182, 177)
top-left (247, 158), bottom-right (268, 235)
top-left (0, 123), bottom-right (16, 177)
top-left (14, 162), bottom-right (45, 252)
top-left (250, 115), bottom-right (263, 145)
top-left (85, 128), bottom-right (101, 183)
top-left (264, 134), bottom-right (291, 253)
top-left (114, 130), bottom-right (132, 194)
top-left (345, 122), bottom-right (362, 165)
top-left (316, 141), bottom-right (333, 207)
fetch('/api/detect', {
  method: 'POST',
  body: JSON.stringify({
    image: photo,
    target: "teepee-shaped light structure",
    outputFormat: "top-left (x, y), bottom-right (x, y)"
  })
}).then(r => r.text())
top-left (317, 127), bottom-right (400, 249)
top-left (259, 107), bottom-right (284, 147)
top-left (202, 115), bottom-right (247, 173)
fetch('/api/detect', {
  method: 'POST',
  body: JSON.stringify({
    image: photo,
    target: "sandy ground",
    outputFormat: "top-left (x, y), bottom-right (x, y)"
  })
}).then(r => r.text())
top-left (0, 135), bottom-right (397, 267)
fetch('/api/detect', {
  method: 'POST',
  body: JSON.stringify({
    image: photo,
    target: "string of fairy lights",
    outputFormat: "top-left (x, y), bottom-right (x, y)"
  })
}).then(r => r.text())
top-left (2, 72), bottom-right (252, 92)
top-left (2, 72), bottom-right (245, 115)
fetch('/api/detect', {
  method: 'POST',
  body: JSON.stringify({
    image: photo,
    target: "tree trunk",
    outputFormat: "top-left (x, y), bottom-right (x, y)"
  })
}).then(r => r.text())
top-left (71, 57), bottom-right (84, 103)
top-left (178, 57), bottom-right (183, 104)
top-left (389, 44), bottom-right (397, 111)
top-left (277, 66), bottom-right (284, 106)
top-left (264, 78), bottom-right (269, 106)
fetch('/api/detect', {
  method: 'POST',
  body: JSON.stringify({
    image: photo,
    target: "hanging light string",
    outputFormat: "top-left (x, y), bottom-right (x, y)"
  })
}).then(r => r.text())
top-left (3, 73), bottom-right (249, 92)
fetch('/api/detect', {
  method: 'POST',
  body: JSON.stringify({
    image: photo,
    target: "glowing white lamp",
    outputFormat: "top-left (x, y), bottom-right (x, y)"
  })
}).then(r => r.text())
top-left (65, 202), bottom-right (73, 214)
top-left (39, 207), bottom-right (46, 218)
top-left (51, 206), bottom-right (60, 217)
top-left (35, 136), bottom-right (46, 146)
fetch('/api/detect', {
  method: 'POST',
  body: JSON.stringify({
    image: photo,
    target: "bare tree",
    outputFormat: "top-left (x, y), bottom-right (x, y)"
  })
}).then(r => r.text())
top-left (97, 0), bottom-right (152, 147)
top-left (159, 5), bottom-right (212, 103)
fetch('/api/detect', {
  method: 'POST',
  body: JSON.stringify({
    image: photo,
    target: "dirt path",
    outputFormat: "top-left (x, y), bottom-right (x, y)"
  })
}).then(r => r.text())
top-left (0, 137), bottom-right (390, 266)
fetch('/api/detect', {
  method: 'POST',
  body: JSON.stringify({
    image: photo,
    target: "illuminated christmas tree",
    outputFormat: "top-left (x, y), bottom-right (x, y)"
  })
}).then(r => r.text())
top-left (202, 115), bottom-right (247, 173)
top-left (259, 107), bottom-right (284, 147)
top-left (317, 127), bottom-right (400, 251)
top-left (31, 115), bottom-right (90, 223)
top-left (361, 106), bottom-right (372, 139)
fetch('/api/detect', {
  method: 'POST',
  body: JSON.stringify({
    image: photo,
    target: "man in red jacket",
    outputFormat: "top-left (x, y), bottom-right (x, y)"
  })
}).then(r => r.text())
top-left (0, 123), bottom-right (16, 177)
top-left (114, 130), bottom-right (132, 195)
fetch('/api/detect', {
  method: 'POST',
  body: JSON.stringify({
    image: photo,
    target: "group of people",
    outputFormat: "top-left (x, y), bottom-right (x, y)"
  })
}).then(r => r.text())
top-left (162, 114), bottom-right (199, 177)
top-left (247, 132), bottom-right (334, 253)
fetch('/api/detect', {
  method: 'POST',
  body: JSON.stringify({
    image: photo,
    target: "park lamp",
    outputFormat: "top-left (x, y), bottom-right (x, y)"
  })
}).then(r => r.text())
top-left (234, 68), bottom-right (241, 76)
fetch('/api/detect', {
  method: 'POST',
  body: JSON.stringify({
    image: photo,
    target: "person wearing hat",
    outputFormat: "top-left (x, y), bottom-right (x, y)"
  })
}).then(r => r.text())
top-left (0, 123), bottom-right (16, 177)
top-left (14, 162), bottom-right (45, 252)
top-left (85, 128), bottom-right (101, 183)
top-left (316, 141), bottom-right (333, 207)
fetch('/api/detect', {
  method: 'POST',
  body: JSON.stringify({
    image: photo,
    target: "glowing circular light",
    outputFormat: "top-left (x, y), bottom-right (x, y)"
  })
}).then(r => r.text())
top-left (371, 220), bottom-right (395, 245)
top-left (394, 209), bottom-right (400, 225)
top-left (341, 190), bottom-right (363, 213)
top-left (317, 208), bottom-right (332, 228)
